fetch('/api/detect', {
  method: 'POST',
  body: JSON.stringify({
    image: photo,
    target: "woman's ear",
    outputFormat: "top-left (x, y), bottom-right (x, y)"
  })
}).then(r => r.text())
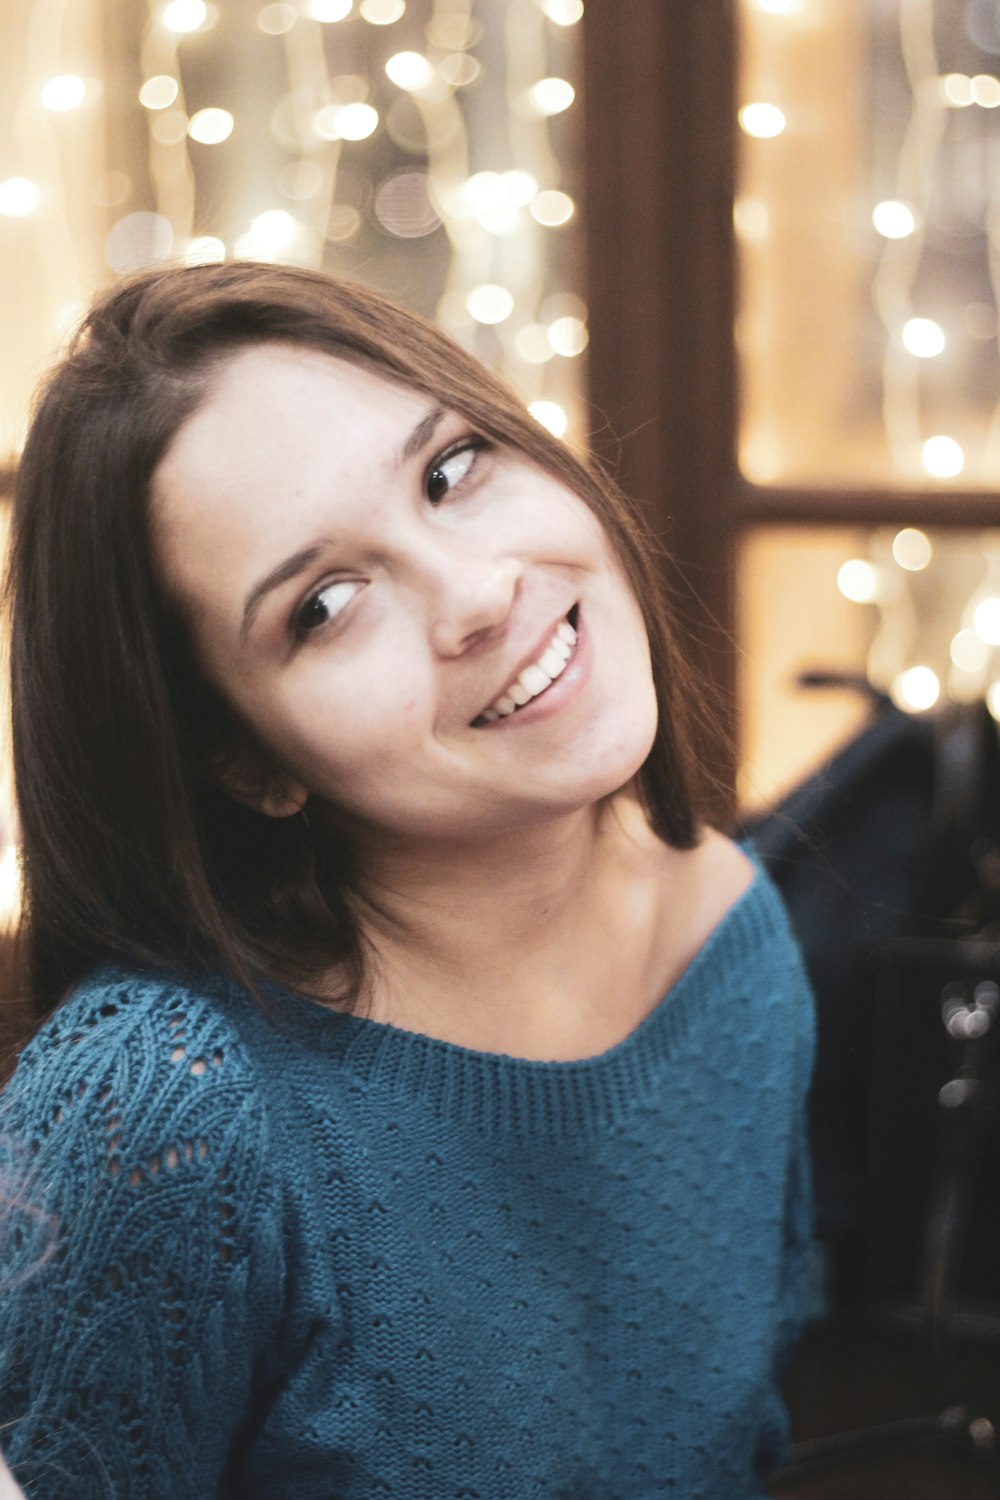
top-left (208, 742), bottom-right (309, 819)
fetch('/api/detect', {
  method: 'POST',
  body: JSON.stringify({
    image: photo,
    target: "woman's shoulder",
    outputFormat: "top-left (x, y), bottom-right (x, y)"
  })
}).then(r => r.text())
top-left (2, 964), bottom-right (273, 1182)
top-left (13, 963), bottom-right (245, 1068)
top-left (686, 826), bottom-right (758, 913)
top-left (644, 829), bottom-right (756, 989)
top-left (0, 967), bottom-right (292, 1497)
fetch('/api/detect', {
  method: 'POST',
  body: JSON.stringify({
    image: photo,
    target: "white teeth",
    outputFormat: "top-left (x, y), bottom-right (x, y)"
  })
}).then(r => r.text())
top-left (478, 614), bottom-right (578, 722)
top-left (520, 663), bottom-right (552, 695)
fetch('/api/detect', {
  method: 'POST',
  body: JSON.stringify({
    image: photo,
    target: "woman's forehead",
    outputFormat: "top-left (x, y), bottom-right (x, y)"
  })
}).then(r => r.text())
top-left (157, 344), bottom-right (434, 493)
top-left (198, 339), bottom-right (421, 415)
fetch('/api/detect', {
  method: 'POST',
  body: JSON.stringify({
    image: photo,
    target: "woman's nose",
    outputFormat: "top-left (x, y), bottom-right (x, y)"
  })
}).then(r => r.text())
top-left (427, 553), bottom-right (524, 657)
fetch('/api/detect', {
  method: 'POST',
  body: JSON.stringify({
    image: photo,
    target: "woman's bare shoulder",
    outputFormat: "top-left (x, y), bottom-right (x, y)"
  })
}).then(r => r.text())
top-left (646, 828), bottom-right (757, 1000)
top-left (691, 827), bottom-right (757, 911)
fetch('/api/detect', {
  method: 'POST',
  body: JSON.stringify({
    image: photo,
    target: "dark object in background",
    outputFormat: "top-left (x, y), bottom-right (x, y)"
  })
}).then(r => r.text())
top-left (740, 679), bottom-right (1000, 1486)
top-left (740, 677), bottom-right (1000, 1305)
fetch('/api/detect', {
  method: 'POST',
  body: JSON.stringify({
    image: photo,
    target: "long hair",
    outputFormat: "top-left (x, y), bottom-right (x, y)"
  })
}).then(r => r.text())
top-left (7, 261), bottom-right (703, 1026)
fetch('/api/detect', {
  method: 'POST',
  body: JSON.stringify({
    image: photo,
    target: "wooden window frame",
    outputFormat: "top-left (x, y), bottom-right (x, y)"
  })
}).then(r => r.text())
top-left (581, 0), bottom-right (999, 817)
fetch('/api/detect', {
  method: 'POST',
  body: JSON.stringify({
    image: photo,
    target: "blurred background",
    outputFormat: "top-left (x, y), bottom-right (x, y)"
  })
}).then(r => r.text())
top-left (4, 0), bottom-right (1000, 1492)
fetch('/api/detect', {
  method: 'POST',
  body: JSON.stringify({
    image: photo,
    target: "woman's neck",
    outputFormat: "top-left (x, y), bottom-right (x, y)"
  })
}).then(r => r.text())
top-left (345, 794), bottom-right (684, 1059)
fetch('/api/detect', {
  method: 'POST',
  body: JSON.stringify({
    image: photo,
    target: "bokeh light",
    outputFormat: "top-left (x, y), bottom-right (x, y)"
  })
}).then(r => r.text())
top-left (163, 0), bottom-right (208, 33)
top-left (188, 107), bottom-right (234, 144)
top-left (739, 102), bottom-right (786, 138)
top-left (139, 75), bottom-right (180, 110)
top-left (41, 75), bottom-right (87, 112)
top-left (0, 178), bottom-right (40, 217)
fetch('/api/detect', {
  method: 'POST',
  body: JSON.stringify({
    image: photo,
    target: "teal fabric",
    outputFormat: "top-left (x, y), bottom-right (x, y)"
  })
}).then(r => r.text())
top-left (0, 865), bottom-right (814, 1498)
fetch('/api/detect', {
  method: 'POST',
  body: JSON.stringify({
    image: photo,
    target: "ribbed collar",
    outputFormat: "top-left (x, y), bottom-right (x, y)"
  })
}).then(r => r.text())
top-left (256, 863), bottom-right (793, 1140)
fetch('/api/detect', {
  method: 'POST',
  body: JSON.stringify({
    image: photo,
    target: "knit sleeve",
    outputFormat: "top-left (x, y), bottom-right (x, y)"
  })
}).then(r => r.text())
top-left (0, 972), bottom-right (288, 1499)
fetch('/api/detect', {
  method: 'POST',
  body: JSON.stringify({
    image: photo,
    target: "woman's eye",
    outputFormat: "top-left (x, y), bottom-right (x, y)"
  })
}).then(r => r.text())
top-left (425, 440), bottom-right (485, 503)
top-left (294, 579), bottom-right (362, 637)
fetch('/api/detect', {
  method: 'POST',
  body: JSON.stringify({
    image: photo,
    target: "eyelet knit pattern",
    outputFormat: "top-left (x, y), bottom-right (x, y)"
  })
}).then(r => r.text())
top-left (0, 866), bottom-right (814, 1499)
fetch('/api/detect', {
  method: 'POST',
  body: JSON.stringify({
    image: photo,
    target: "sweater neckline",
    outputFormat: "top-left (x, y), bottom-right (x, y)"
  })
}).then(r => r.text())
top-left (257, 859), bottom-right (791, 1138)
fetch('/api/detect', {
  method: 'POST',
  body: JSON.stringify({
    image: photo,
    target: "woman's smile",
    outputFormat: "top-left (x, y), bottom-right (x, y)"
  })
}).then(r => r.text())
top-left (151, 343), bottom-right (658, 844)
top-left (473, 607), bottom-right (584, 726)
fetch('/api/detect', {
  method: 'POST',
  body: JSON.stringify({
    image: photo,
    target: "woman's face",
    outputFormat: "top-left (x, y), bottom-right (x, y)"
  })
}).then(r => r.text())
top-left (152, 343), bottom-right (658, 848)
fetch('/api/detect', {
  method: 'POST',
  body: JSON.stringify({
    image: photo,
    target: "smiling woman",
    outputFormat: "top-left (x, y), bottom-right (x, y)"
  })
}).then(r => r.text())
top-left (0, 262), bottom-right (815, 1497)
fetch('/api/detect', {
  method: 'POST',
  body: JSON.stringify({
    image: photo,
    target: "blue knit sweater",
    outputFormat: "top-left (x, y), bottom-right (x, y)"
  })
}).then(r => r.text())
top-left (0, 865), bottom-right (813, 1499)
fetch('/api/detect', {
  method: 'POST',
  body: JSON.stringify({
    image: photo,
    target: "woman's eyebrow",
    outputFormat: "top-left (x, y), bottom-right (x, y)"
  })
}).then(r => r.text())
top-left (240, 542), bottom-right (327, 645)
top-left (397, 404), bottom-right (446, 467)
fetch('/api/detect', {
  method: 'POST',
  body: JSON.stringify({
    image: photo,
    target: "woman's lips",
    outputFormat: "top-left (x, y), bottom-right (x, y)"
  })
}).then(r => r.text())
top-left (473, 606), bottom-right (584, 727)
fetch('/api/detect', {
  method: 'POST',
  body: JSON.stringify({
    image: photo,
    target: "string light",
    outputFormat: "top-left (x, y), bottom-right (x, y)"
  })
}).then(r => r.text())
top-left (974, 597), bottom-right (1000, 645)
top-left (944, 73), bottom-right (1000, 108)
top-left (922, 435), bottom-right (964, 478)
top-left (360, 0), bottom-right (405, 22)
top-left (308, 0), bottom-right (352, 21)
top-left (0, 179), bottom-right (40, 217)
top-left (742, 2), bottom-right (1000, 722)
top-left (184, 235), bottom-right (226, 263)
top-left (739, 103), bottom-right (786, 138)
top-left (139, 75), bottom-right (180, 109)
top-left (41, 75), bottom-right (87, 112)
top-left (872, 200), bottom-right (916, 238)
top-left (330, 103), bottom-right (379, 140)
top-left (891, 665), bottom-right (940, 712)
top-left (244, 209), bottom-right (298, 253)
top-left (941, 73), bottom-right (976, 106)
top-left (188, 107), bottom-right (234, 143)
top-left (0, 0), bottom-right (585, 453)
top-left (162, 0), bottom-right (209, 33)
top-left (891, 528), bottom-right (933, 571)
top-left (500, 170), bottom-right (537, 205)
top-left (529, 78), bottom-right (575, 115)
top-left (837, 559), bottom-right (880, 603)
top-left (547, 315), bottom-right (588, 356)
top-left (439, 54), bottom-right (480, 87)
top-left (902, 317), bottom-right (944, 357)
top-left (541, 0), bottom-right (584, 23)
top-left (529, 400), bottom-right (568, 436)
top-left (466, 284), bottom-right (515, 324)
top-left (530, 189), bottom-right (574, 225)
top-left (385, 52), bottom-right (434, 92)
top-left (973, 74), bottom-right (1000, 107)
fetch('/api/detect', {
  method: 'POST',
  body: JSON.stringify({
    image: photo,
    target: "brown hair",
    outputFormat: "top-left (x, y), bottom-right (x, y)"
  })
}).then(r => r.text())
top-left (7, 261), bottom-right (701, 1026)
